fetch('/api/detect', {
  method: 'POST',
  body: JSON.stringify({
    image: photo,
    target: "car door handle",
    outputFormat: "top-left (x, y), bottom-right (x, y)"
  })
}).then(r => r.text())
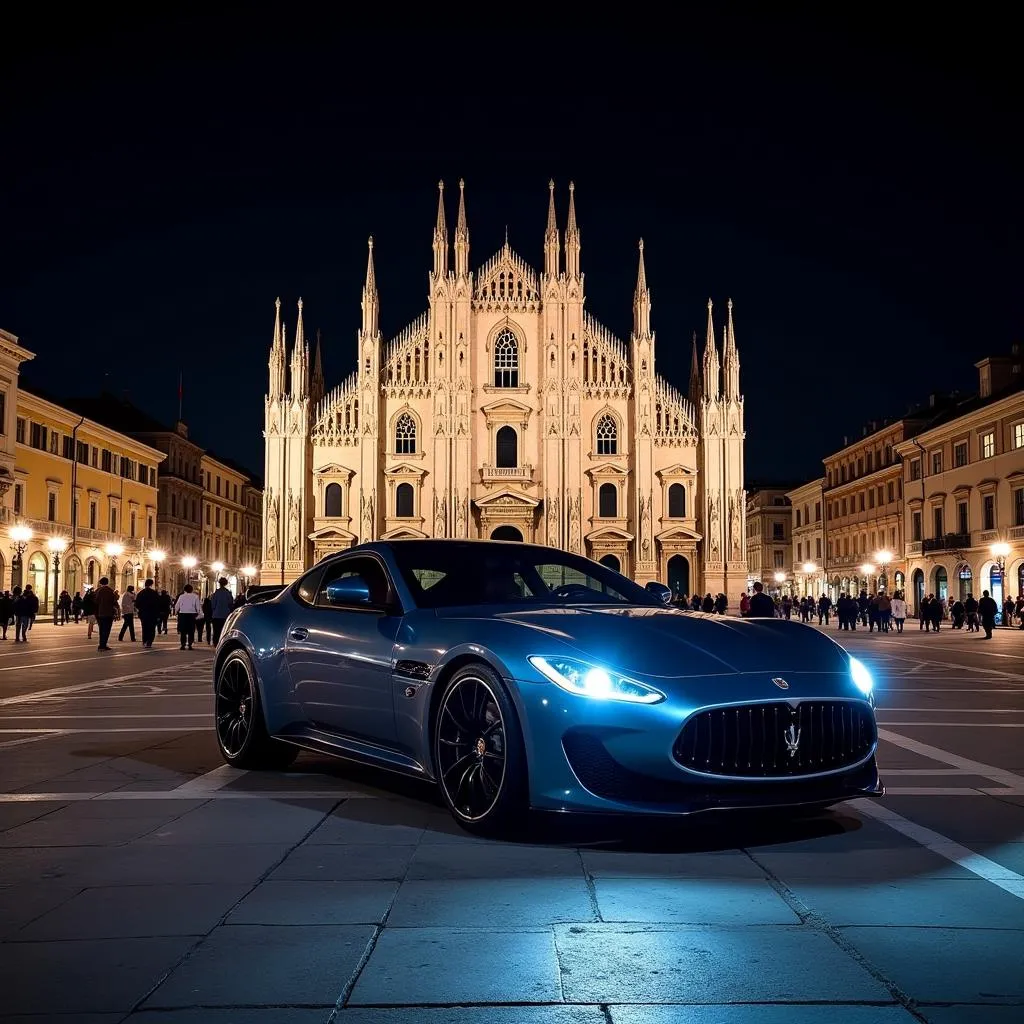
top-left (289, 627), bottom-right (309, 642)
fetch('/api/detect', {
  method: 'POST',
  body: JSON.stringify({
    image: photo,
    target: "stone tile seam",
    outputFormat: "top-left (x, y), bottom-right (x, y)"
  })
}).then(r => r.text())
top-left (122, 795), bottom-right (350, 1018)
top-left (577, 847), bottom-right (604, 924)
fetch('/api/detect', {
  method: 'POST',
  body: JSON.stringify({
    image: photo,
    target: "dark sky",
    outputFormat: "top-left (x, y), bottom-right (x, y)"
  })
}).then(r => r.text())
top-left (2, 11), bottom-right (1019, 484)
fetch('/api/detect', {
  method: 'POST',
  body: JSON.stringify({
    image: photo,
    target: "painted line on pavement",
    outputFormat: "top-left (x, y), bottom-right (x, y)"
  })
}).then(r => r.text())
top-left (883, 768), bottom-right (986, 775)
top-left (0, 731), bottom-right (70, 750)
top-left (0, 789), bottom-right (374, 802)
top-left (172, 765), bottom-right (250, 793)
top-left (0, 642), bottom-right (103, 659)
top-left (0, 663), bottom-right (213, 706)
top-left (0, 651), bottom-right (169, 673)
top-left (0, 727), bottom-right (206, 734)
top-left (854, 799), bottom-right (1024, 899)
top-left (878, 728), bottom-right (1024, 788)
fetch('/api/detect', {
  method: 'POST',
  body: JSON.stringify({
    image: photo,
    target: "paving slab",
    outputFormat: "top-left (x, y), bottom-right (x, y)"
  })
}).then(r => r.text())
top-left (609, 1008), bottom-right (916, 1023)
top-left (881, 797), bottom-right (1024, 845)
top-left (0, 814), bottom-right (171, 846)
top-left (41, 797), bottom-right (210, 819)
top-left (841, 927), bottom-right (1024, 1004)
top-left (581, 849), bottom-right (764, 879)
top-left (594, 877), bottom-right (800, 924)
top-left (227, 880), bottom-right (399, 925)
top-left (753, 848), bottom-right (974, 881)
top-left (386, 877), bottom-right (595, 927)
top-left (123, 1011), bottom-right (330, 1023)
top-left (18, 881), bottom-right (251, 939)
top-left (406, 841), bottom-right (584, 879)
top-left (332, 1009), bottom-right (605, 1023)
top-left (789, 878), bottom-right (1024, 928)
top-left (0, 800), bottom-right (69, 829)
top-left (0, 845), bottom-right (105, 884)
top-left (143, 924), bottom-right (374, 1007)
top-left (269, 843), bottom-right (418, 881)
top-left (920, 1008), bottom-right (1024, 1023)
top-left (0, 1015), bottom-right (123, 1024)
top-left (554, 923), bottom-right (892, 1003)
top-left (0, 936), bottom-right (197, 1014)
top-left (348, 927), bottom-right (561, 1004)
top-left (0, 881), bottom-right (84, 939)
top-left (306, 812), bottom-right (426, 845)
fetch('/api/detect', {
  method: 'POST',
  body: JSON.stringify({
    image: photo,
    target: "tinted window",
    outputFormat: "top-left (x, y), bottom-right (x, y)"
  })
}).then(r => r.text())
top-left (390, 541), bottom-right (655, 609)
top-left (294, 566), bottom-right (325, 606)
top-left (315, 556), bottom-right (392, 608)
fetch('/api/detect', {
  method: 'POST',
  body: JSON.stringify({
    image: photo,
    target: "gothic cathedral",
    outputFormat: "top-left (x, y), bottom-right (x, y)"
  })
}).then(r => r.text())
top-left (261, 181), bottom-right (747, 598)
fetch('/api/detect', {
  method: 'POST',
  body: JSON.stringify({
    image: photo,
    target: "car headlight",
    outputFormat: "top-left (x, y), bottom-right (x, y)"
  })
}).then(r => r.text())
top-left (849, 656), bottom-right (873, 696)
top-left (528, 656), bottom-right (665, 704)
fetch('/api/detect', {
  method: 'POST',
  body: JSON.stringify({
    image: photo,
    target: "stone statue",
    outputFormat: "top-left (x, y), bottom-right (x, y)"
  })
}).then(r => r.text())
top-left (569, 494), bottom-right (581, 553)
top-left (546, 494), bottom-right (559, 545)
top-left (730, 493), bottom-right (741, 559)
top-left (266, 490), bottom-right (278, 560)
top-left (362, 493), bottom-right (374, 538)
top-left (709, 494), bottom-right (720, 560)
top-left (455, 492), bottom-right (466, 537)
top-left (288, 492), bottom-right (300, 561)
top-left (434, 493), bottom-right (446, 537)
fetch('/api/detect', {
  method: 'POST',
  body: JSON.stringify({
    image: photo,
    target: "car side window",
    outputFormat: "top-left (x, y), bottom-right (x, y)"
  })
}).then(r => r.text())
top-left (315, 556), bottom-right (391, 609)
top-left (294, 566), bottom-right (325, 607)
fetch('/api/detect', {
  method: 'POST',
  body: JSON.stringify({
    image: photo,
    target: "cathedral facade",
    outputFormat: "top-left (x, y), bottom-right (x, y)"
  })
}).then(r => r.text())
top-left (261, 181), bottom-right (747, 598)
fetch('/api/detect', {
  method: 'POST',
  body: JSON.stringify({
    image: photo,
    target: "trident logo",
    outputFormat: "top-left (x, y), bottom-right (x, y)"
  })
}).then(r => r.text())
top-left (784, 723), bottom-right (802, 757)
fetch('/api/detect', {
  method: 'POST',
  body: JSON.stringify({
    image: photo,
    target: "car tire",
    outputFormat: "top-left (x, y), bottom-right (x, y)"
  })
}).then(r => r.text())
top-left (433, 662), bottom-right (527, 835)
top-left (215, 648), bottom-right (298, 770)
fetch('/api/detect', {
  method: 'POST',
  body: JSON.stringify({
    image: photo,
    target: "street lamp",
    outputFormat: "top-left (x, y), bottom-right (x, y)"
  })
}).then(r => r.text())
top-left (802, 561), bottom-right (817, 597)
top-left (9, 524), bottom-right (32, 588)
top-left (773, 571), bottom-right (786, 597)
top-left (181, 555), bottom-right (197, 591)
top-left (991, 542), bottom-right (1011, 620)
top-left (241, 565), bottom-right (257, 601)
top-left (875, 549), bottom-right (892, 592)
top-left (151, 549), bottom-right (166, 588)
top-left (105, 542), bottom-right (123, 580)
top-left (210, 560), bottom-right (225, 598)
top-left (48, 537), bottom-right (67, 624)
top-left (860, 563), bottom-right (875, 591)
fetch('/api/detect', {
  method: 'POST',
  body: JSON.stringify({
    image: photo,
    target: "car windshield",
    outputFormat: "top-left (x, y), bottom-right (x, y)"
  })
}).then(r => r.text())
top-left (389, 541), bottom-right (659, 610)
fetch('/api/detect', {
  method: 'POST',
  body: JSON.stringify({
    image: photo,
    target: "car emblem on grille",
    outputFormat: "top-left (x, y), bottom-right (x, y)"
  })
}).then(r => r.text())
top-left (784, 723), bottom-right (801, 757)
top-left (771, 677), bottom-right (789, 690)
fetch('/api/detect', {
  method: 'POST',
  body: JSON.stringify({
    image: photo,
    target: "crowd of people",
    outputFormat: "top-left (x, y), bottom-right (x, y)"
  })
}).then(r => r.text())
top-left (0, 576), bottom-right (247, 651)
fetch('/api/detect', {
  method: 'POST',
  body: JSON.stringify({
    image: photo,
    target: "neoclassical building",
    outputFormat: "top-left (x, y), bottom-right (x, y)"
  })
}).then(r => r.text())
top-left (261, 181), bottom-right (747, 597)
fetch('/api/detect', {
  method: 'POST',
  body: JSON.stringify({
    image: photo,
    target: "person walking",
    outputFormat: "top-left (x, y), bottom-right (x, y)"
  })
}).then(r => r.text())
top-left (82, 587), bottom-right (97, 640)
top-left (0, 590), bottom-right (12, 640)
top-left (201, 594), bottom-right (214, 644)
top-left (158, 589), bottom-right (172, 634)
top-left (13, 586), bottom-right (33, 642)
top-left (58, 589), bottom-right (72, 625)
top-left (71, 591), bottom-right (83, 623)
top-left (22, 585), bottom-right (39, 633)
top-left (978, 589), bottom-right (998, 639)
top-left (747, 581), bottom-right (776, 618)
top-left (891, 592), bottom-right (907, 633)
top-left (209, 577), bottom-right (235, 645)
top-left (134, 578), bottom-right (160, 649)
top-left (118, 585), bottom-right (137, 642)
top-left (174, 584), bottom-right (202, 650)
top-left (93, 577), bottom-right (118, 651)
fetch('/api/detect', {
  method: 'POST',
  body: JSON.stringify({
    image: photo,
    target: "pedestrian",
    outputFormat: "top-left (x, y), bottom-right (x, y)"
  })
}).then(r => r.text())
top-left (118, 585), bottom-right (137, 642)
top-left (978, 589), bottom-right (998, 639)
top-left (174, 584), bottom-right (202, 650)
top-left (158, 589), bottom-right (172, 634)
top-left (201, 594), bottom-right (214, 643)
top-left (929, 594), bottom-right (943, 632)
top-left (0, 590), bottom-right (12, 640)
top-left (739, 592), bottom-right (751, 617)
top-left (209, 576), bottom-right (235, 645)
top-left (13, 586), bottom-right (32, 642)
top-left (747, 581), bottom-right (776, 618)
top-left (135, 578), bottom-right (160, 649)
top-left (817, 593), bottom-right (832, 625)
top-left (82, 587), bottom-right (97, 640)
top-left (781, 594), bottom-right (792, 620)
top-left (964, 593), bottom-right (979, 632)
top-left (71, 591), bottom-right (82, 623)
top-left (891, 591), bottom-right (907, 633)
top-left (93, 577), bottom-right (118, 651)
top-left (877, 592), bottom-right (892, 632)
top-left (22, 585), bottom-right (38, 632)
top-left (58, 589), bottom-right (72, 625)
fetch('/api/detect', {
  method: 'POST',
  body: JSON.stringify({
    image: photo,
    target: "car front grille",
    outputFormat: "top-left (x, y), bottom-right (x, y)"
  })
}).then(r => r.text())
top-left (672, 700), bottom-right (875, 778)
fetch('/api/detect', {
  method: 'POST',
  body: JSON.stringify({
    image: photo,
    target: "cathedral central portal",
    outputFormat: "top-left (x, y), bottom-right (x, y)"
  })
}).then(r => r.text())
top-left (261, 180), bottom-right (747, 599)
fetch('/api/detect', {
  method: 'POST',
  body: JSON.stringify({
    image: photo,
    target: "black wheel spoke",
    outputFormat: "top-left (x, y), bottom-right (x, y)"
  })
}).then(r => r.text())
top-left (216, 657), bottom-right (253, 758)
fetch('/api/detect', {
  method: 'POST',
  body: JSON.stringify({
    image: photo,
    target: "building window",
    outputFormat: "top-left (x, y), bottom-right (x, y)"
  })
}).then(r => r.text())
top-left (394, 412), bottom-right (417, 454)
top-left (16, 417), bottom-right (25, 443)
top-left (130, 510), bottom-right (137, 538)
top-left (147, 515), bottom-right (154, 540)
top-left (910, 459), bottom-right (921, 481)
top-left (954, 441), bottom-right (968, 467)
top-left (858, 493), bottom-right (865, 512)
top-left (14, 484), bottom-right (22, 515)
top-left (912, 510), bottom-right (921, 542)
top-left (773, 550), bottom-right (785, 569)
top-left (205, 503), bottom-right (211, 525)
top-left (667, 483), bottom-right (685, 518)
top-left (47, 493), bottom-right (56, 521)
top-left (795, 509), bottom-right (802, 527)
top-left (596, 414), bottom-right (617, 456)
top-left (887, 482), bottom-right (894, 503)
top-left (1015, 423), bottom-right (1024, 450)
top-left (324, 483), bottom-right (342, 518)
top-left (0, 391), bottom-right (5, 432)
top-left (1015, 487), bottom-right (1024, 527)
top-left (796, 541), bottom-right (802, 560)
top-left (110, 507), bottom-right (117, 533)
top-left (933, 507), bottom-right (943, 538)
top-left (395, 482), bottom-right (414, 518)
top-left (89, 501), bottom-right (97, 530)
top-left (816, 538), bottom-right (822, 558)
top-left (957, 501), bottom-right (968, 535)
top-left (814, 502), bottom-right (821, 521)
top-left (495, 425), bottom-right (517, 468)
top-left (868, 490), bottom-right (875, 509)
top-left (598, 482), bottom-right (618, 518)
top-left (931, 451), bottom-right (942, 475)
top-left (493, 328), bottom-right (520, 388)
top-left (980, 431), bottom-right (995, 459)
top-left (29, 422), bottom-right (47, 450)
top-left (772, 522), bottom-right (784, 541)
top-left (983, 494), bottom-right (995, 531)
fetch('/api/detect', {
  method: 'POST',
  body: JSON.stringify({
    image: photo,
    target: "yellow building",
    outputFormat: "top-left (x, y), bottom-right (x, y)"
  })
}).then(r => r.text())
top-left (787, 478), bottom-right (825, 597)
top-left (201, 454), bottom-right (262, 594)
top-left (9, 390), bottom-right (164, 609)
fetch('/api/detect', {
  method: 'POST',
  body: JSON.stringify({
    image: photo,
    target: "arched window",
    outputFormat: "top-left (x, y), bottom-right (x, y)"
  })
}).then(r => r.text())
top-left (668, 483), bottom-right (686, 518)
top-left (493, 328), bottom-right (520, 388)
top-left (394, 412), bottom-right (416, 454)
top-left (599, 482), bottom-right (618, 518)
top-left (496, 426), bottom-right (518, 468)
top-left (596, 414), bottom-right (617, 456)
top-left (395, 483), bottom-right (414, 518)
top-left (324, 483), bottom-right (342, 518)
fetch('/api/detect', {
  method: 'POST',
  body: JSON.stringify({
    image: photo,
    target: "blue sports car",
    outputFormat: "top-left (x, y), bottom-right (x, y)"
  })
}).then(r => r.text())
top-left (214, 540), bottom-right (882, 833)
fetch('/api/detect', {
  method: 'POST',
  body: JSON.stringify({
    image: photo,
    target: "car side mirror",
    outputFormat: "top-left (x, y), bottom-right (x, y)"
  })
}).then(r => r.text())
top-left (646, 581), bottom-right (673, 605)
top-left (325, 575), bottom-right (373, 606)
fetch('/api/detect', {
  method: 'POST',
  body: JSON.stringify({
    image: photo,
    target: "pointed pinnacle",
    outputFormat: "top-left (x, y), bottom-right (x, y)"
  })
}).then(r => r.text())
top-left (635, 238), bottom-right (647, 294)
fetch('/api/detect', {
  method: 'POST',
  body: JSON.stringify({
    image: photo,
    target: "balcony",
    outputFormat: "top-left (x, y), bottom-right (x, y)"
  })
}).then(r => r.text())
top-left (481, 464), bottom-right (534, 483)
top-left (1010, 525), bottom-right (1024, 540)
top-left (906, 542), bottom-right (922, 556)
top-left (922, 532), bottom-right (971, 553)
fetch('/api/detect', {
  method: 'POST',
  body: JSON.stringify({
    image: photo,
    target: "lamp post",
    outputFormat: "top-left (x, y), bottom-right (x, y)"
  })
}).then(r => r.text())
top-left (211, 560), bottom-right (225, 597)
top-left (802, 561), bottom-right (817, 598)
top-left (773, 571), bottom-right (787, 597)
top-left (105, 542), bottom-right (123, 582)
top-left (181, 556), bottom-right (197, 591)
top-left (151, 549), bottom-right (166, 589)
top-left (48, 537), bottom-right (67, 623)
top-left (241, 565), bottom-right (256, 601)
top-left (9, 524), bottom-right (32, 589)
top-left (991, 541), bottom-right (1011, 623)
top-left (875, 549), bottom-right (893, 592)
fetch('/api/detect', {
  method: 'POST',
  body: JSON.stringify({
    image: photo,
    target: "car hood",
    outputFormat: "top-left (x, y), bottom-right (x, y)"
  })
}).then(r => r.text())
top-left (436, 605), bottom-right (851, 678)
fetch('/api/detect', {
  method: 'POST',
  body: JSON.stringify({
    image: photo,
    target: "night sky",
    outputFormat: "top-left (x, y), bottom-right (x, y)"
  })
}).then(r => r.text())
top-left (2, 12), bottom-right (1019, 484)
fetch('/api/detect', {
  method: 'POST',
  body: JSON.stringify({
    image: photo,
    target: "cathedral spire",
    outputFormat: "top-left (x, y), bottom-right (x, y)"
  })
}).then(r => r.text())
top-left (703, 298), bottom-right (720, 398)
top-left (565, 181), bottom-right (580, 279)
top-left (268, 296), bottom-right (287, 399)
top-left (689, 330), bottom-right (701, 407)
top-left (632, 239), bottom-right (651, 337)
top-left (290, 298), bottom-right (308, 399)
top-left (294, 297), bottom-right (305, 352)
top-left (361, 236), bottom-right (379, 337)
top-left (455, 178), bottom-right (470, 278)
top-left (544, 179), bottom-right (560, 278)
top-left (311, 328), bottom-right (325, 407)
top-left (432, 180), bottom-right (448, 278)
top-left (723, 297), bottom-right (741, 400)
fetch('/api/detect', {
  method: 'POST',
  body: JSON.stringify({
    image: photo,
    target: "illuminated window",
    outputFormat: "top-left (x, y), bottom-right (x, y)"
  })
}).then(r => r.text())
top-left (1015, 423), bottom-right (1024, 449)
top-left (980, 431), bottom-right (995, 459)
top-left (493, 328), bottom-right (520, 388)
top-left (596, 415), bottom-right (617, 456)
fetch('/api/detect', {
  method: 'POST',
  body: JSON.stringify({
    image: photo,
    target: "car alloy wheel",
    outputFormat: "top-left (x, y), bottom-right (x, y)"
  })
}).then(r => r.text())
top-left (436, 674), bottom-right (508, 822)
top-left (216, 653), bottom-right (253, 757)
